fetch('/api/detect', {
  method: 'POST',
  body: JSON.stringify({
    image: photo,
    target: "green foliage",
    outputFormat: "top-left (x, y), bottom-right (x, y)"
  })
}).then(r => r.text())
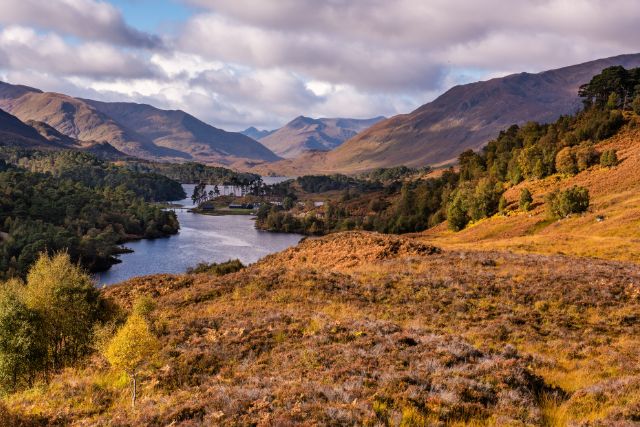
top-left (295, 174), bottom-right (382, 193)
top-left (0, 253), bottom-right (107, 393)
top-left (105, 313), bottom-right (158, 376)
top-left (125, 161), bottom-right (261, 186)
top-left (359, 166), bottom-right (430, 182)
top-left (104, 312), bottom-right (159, 407)
top-left (555, 143), bottom-right (599, 175)
top-left (24, 253), bottom-right (103, 368)
top-left (447, 191), bottom-right (470, 231)
top-left (633, 95), bottom-right (640, 114)
top-left (446, 179), bottom-right (503, 231)
top-left (0, 281), bottom-right (46, 393)
top-left (546, 186), bottom-right (590, 219)
top-left (519, 188), bottom-right (533, 212)
top-left (0, 167), bottom-right (179, 279)
top-left (579, 65), bottom-right (640, 110)
top-left (0, 149), bottom-right (185, 202)
top-left (186, 259), bottom-right (245, 275)
top-left (600, 149), bottom-right (619, 168)
top-left (132, 296), bottom-right (156, 319)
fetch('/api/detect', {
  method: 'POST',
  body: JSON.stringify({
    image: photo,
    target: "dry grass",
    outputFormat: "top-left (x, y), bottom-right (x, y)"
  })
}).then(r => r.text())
top-left (422, 119), bottom-right (640, 264)
top-left (2, 231), bottom-right (639, 425)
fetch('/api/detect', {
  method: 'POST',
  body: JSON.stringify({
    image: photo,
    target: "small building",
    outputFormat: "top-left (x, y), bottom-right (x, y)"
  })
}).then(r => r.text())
top-left (229, 203), bottom-right (254, 209)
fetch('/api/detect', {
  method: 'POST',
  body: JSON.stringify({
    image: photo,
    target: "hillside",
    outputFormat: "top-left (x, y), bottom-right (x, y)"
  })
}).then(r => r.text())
top-left (255, 53), bottom-right (640, 175)
top-left (256, 115), bottom-right (385, 158)
top-left (0, 81), bottom-right (279, 164)
top-left (2, 231), bottom-right (639, 425)
top-left (421, 115), bottom-right (640, 263)
top-left (0, 108), bottom-right (62, 149)
top-left (83, 100), bottom-right (280, 164)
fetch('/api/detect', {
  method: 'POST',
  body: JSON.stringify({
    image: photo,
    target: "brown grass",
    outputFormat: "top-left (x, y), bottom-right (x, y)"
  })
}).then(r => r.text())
top-left (3, 232), bottom-right (640, 425)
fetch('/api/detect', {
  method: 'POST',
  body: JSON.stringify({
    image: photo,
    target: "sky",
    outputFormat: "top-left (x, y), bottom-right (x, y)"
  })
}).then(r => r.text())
top-left (0, 0), bottom-right (639, 131)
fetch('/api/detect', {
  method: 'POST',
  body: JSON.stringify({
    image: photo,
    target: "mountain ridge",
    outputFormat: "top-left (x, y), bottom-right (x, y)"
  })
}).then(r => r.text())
top-left (0, 81), bottom-right (279, 165)
top-left (252, 53), bottom-right (640, 174)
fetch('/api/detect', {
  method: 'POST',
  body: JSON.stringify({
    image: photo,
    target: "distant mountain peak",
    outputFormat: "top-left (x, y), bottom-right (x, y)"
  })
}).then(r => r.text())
top-left (258, 115), bottom-right (386, 158)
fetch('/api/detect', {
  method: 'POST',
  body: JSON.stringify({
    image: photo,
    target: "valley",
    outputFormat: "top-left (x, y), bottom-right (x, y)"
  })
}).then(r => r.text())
top-left (1, 54), bottom-right (640, 426)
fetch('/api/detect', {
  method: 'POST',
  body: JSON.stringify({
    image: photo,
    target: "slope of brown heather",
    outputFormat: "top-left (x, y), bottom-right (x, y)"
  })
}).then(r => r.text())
top-left (3, 232), bottom-right (640, 425)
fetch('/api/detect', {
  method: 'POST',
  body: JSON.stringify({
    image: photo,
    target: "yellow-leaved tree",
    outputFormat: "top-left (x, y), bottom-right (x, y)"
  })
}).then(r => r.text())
top-left (104, 313), bottom-right (159, 408)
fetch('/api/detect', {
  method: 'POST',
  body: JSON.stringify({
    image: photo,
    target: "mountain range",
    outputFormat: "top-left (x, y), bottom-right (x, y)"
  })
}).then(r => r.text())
top-left (253, 53), bottom-right (640, 175)
top-left (0, 81), bottom-right (279, 165)
top-left (2, 53), bottom-right (640, 173)
top-left (242, 116), bottom-right (385, 158)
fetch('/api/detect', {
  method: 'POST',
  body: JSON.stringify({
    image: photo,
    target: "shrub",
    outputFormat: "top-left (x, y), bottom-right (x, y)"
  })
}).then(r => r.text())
top-left (546, 186), bottom-right (590, 219)
top-left (633, 95), bottom-right (640, 114)
top-left (574, 143), bottom-right (598, 171)
top-left (600, 149), bottom-right (619, 167)
top-left (187, 259), bottom-right (245, 275)
top-left (0, 282), bottom-right (47, 393)
top-left (555, 147), bottom-right (577, 175)
top-left (24, 253), bottom-right (102, 367)
top-left (519, 188), bottom-right (533, 211)
top-left (447, 191), bottom-right (470, 231)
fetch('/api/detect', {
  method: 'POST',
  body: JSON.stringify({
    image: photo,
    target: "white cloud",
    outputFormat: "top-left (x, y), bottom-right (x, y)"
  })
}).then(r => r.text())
top-left (1, 0), bottom-right (640, 131)
top-left (0, 26), bottom-right (156, 79)
top-left (0, 0), bottom-right (161, 47)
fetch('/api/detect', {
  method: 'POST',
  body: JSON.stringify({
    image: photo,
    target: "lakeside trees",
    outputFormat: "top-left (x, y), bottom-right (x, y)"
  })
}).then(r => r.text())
top-left (0, 165), bottom-right (179, 279)
top-left (0, 149), bottom-right (186, 202)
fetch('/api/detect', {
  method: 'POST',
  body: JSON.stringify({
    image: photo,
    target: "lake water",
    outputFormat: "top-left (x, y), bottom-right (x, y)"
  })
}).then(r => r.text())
top-left (97, 178), bottom-right (301, 286)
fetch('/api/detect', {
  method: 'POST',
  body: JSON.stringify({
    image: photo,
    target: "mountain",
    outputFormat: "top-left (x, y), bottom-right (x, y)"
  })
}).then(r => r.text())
top-left (0, 81), bottom-right (279, 165)
top-left (0, 108), bottom-right (61, 149)
top-left (83, 100), bottom-right (280, 164)
top-left (241, 126), bottom-right (275, 140)
top-left (255, 53), bottom-right (640, 175)
top-left (256, 115), bottom-right (385, 158)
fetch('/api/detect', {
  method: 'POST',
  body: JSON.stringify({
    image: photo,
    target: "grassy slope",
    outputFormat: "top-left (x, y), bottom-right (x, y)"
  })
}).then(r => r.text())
top-left (3, 232), bottom-right (640, 425)
top-left (3, 118), bottom-right (640, 426)
top-left (422, 117), bottom-right (640, 264)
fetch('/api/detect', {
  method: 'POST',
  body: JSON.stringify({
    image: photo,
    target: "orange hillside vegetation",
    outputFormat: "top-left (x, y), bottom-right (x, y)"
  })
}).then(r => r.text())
top-left (421, 116), bottom-right (640, 264)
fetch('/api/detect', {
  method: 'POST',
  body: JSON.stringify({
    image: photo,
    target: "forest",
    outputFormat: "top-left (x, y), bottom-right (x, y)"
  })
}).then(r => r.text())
top-left (0, 149), bottom-right (186, 202)
top-left (257, 66), bottom-right (638, 235)
top-left (122, 160), bottom-right (262, 186)
top-left (0, 152), bottom-right (181, 279)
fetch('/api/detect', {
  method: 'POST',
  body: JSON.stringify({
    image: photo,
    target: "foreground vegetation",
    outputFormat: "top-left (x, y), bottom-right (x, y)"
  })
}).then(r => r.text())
top-left (1, 233), bottom-right (639, 425)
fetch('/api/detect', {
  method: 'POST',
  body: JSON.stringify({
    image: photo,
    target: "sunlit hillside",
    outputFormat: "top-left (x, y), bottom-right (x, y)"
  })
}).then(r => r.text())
top-left (422, 114), bottom-right (640, 264)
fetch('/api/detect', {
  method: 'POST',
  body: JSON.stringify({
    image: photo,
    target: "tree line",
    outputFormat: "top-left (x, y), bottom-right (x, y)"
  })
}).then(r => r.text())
top-left (0, 159), bottom-right (179, 279)
top-left (257, 66), bottom-right (637, 235)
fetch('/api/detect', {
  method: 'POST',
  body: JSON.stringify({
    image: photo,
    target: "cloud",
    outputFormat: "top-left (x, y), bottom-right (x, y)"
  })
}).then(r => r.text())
top-left (0, 0), bottom-right (161, 48)
top-left (179, 0), bottom-right (640, 91)
top-left (0, 26), bottom-right (157, 79)
top-left (2, 0), bottom-right (640, 131)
